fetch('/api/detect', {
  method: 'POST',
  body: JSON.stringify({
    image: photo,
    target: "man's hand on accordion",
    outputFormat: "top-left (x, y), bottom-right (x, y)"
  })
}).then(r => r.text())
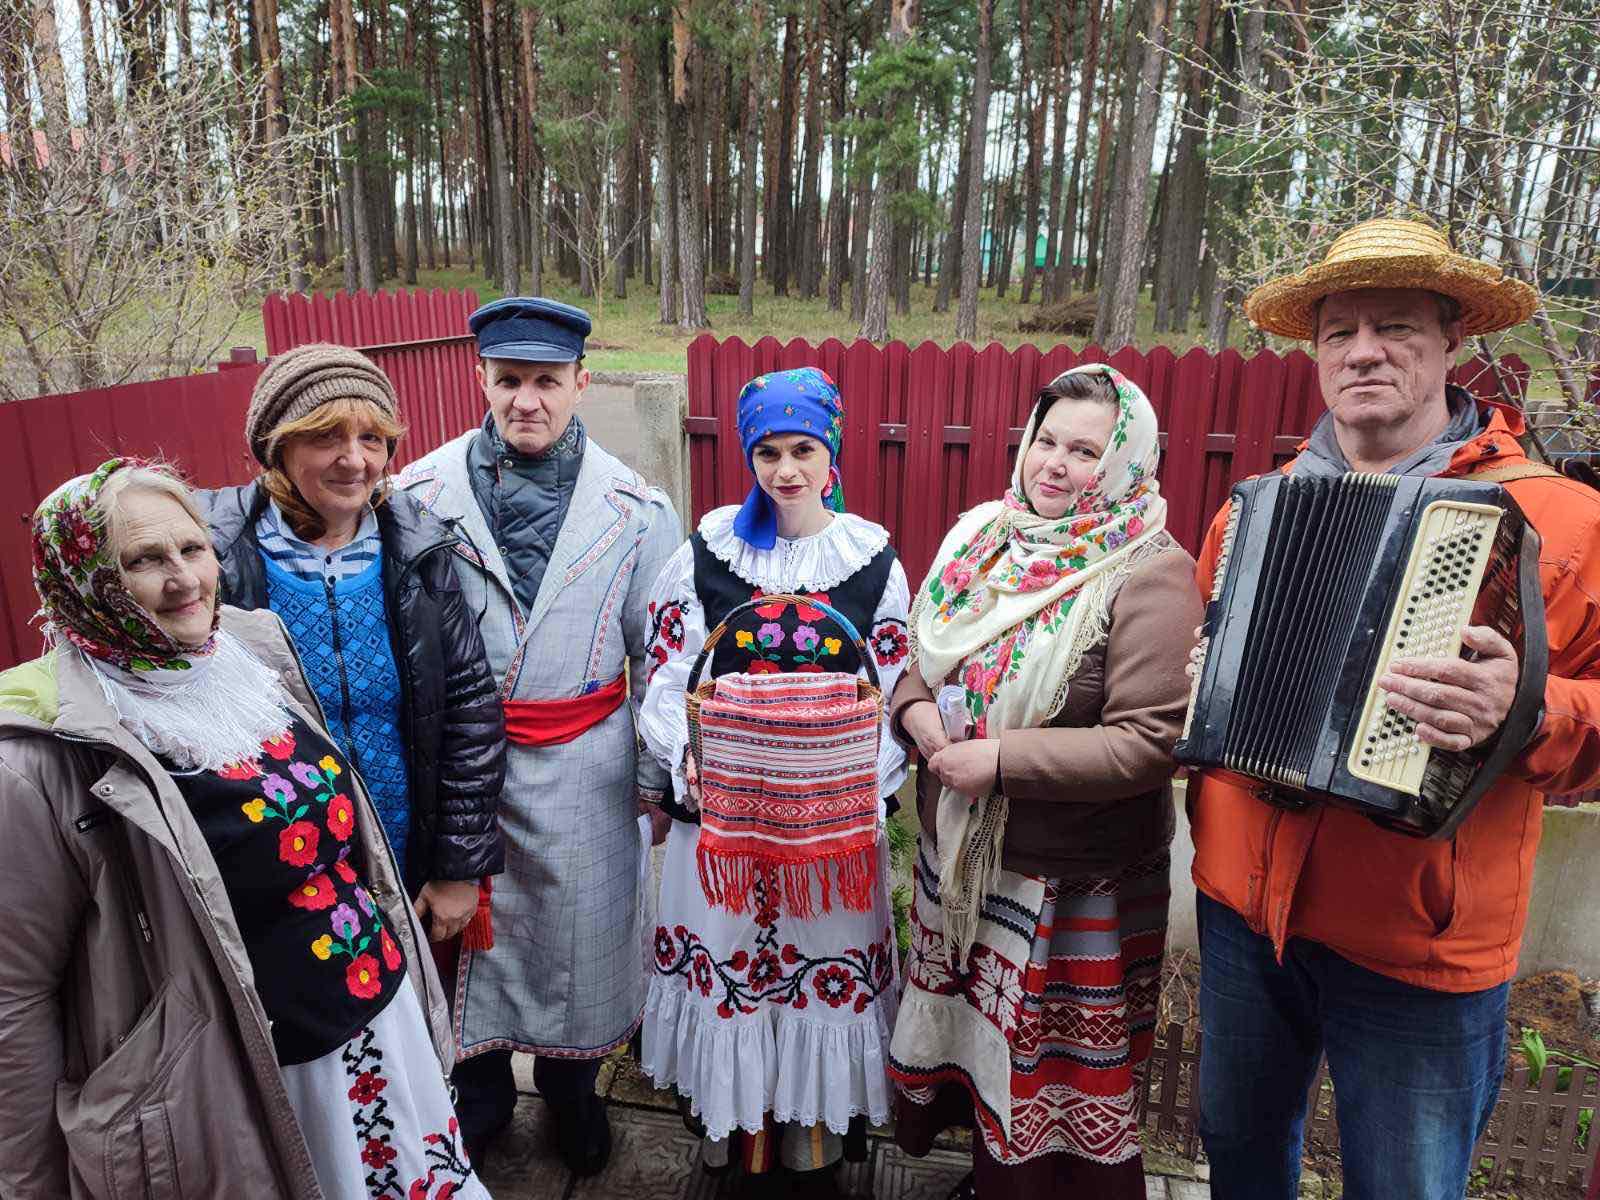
top-left (1378, 625), bottom-right (1520, 752)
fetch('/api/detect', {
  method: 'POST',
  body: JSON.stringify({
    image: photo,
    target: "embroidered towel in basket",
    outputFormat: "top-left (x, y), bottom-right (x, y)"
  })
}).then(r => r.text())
top-left (695, 671), bottom-right (881, 918)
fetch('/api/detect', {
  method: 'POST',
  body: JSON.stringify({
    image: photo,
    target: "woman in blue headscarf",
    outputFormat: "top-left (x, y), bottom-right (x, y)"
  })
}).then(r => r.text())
top-left (638, 368), bottom-right (912, 1193)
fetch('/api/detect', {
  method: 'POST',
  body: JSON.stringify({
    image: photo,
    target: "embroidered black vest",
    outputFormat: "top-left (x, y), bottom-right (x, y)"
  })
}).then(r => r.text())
top-left (689, 533), bottom-right (896, 683)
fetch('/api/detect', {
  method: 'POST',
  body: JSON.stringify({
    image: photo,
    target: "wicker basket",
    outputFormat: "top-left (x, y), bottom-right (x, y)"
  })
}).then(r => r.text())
top-left (685, 593), bottom-right (883, 772)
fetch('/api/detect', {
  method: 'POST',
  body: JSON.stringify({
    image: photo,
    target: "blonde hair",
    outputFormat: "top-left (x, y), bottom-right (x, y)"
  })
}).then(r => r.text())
top-left (259, 396), bottom-right (408, 542)
top-left (94, 463), bottom-right (212, 563)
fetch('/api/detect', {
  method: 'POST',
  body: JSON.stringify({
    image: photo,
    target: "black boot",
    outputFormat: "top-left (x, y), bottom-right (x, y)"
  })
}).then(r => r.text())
top-left (550, 1091), bottom-right (612, 1177)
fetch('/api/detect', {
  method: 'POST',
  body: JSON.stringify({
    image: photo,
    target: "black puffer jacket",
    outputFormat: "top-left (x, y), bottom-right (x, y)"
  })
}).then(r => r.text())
top-left (197, 482), bottom-right (507, 895)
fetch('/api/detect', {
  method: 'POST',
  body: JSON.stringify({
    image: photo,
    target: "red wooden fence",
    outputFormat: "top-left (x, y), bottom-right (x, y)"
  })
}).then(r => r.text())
top-left (0, 288), bottom-right (489, 670)
top-left (262, 288), bottom-right (486, 470)
top-left (0, 362), bottom-right (265, 669)
top-left (687, 334), bottom-right (1529, 586)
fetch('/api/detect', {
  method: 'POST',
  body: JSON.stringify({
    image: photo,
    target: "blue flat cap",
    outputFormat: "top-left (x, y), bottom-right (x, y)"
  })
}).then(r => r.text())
top-left (469, 296), bottom-right (592, 363)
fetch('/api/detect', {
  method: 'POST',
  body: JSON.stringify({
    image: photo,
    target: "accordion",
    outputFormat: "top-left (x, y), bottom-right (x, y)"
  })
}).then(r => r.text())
top-left (1175, 473), bottom-right (1547, 838)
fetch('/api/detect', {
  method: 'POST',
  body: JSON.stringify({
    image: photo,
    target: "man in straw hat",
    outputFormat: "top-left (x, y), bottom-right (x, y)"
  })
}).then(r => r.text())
top-left (1186, 218), bottom-right (1600, 1198)
top-left (396, 298), bottom-right (681, 1176)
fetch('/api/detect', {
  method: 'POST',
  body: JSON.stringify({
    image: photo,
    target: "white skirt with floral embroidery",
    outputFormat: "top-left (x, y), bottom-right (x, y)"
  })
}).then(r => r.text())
top-left (280, 976), bottom-right (491, 1199)
top-left (641, 817), bottom-right (899, 1142)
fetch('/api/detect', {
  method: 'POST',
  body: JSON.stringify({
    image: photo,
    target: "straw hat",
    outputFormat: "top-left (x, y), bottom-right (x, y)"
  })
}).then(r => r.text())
top-left (1243, 218), bottom-right (1538, 340)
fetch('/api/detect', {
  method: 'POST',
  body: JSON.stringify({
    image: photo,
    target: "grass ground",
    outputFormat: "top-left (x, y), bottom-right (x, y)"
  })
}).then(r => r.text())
top-left (226, 261), bottom-right (1588, 402)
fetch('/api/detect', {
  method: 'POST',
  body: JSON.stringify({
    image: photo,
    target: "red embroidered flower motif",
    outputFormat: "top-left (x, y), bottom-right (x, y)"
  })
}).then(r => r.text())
top-left (812, 965), bottom-right (857, 1008)
top-left (747, 949), bottom-right (782, 991)
top-left (289, 872), bottom-right (336, 911)
top-left (361, 1137), bottom-right (397, 1169)
top-left (752, 592), bottom-right (788, 620)
top-left (747, 660), bottom-right (781, 674)
top-left (349, 1070), bottom-right (387, 1105)
top-left (334, 857), bottom-right (358, 884)
top-left (218, 758), bottom-right (262, 781)
top-left (794, 592), bottom-right (833, 622)
top-left (780, 944), bottom-right (801, 965)
top-left (658, 603), bottom-right (686, 651)
top-left (793, 663), bottom-right (825, 674)
top-left (654, 927), bottom-right (676, 967)
top-left (870, 621), bottom-right (910, 666)
top-left (279, 821), bottom-right (320, 867)
top-left (380, 927), bottom-right (403, 971)
top-left (262, 730), bottom-right (296, 760)
top-left (346, 953), bottom-right (383, 999)
top-left (691, 953), bottom-right (714, 997)
top-left (327, 794), bottom-right (355, 841)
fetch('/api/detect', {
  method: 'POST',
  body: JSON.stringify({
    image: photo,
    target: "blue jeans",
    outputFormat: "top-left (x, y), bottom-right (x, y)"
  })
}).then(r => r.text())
top-left (1196, 893), bottom-right (1507, 1200)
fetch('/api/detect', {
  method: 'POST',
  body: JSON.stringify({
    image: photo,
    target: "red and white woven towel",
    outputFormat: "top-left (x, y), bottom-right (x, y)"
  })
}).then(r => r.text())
top-left (696, 671), bottom-right (881, 918)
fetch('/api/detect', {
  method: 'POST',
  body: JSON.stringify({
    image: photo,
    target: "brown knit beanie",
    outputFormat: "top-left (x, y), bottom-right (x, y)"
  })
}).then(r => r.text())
top-left (245, 342), bottom-right (402, 465)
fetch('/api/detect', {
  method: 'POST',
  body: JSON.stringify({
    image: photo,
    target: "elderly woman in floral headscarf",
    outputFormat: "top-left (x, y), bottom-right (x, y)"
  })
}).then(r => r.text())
top-left (0, 458), bottom-right (491, 1199)
top-left (884, 365), bottom-right (1201, 1200)
top-left (637, 367), bottom-right (914, 1195)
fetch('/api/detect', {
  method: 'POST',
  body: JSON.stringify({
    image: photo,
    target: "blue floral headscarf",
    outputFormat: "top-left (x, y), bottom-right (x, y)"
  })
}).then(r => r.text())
top-left (731, 367), bottom-right (847, 549)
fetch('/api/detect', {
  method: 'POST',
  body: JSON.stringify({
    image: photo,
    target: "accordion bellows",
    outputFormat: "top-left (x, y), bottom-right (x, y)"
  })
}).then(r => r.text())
top-left (696, 672), bottom-right (881, 917)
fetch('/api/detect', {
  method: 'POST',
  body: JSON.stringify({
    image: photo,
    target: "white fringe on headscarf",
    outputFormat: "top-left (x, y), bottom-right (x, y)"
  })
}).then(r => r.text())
top-left (87, 630), bottom-right (293, 771)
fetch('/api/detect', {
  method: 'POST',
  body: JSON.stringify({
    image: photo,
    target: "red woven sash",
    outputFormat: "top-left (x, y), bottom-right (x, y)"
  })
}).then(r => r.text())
top-left (696, 672), bottom-right (881, 918)
top-left (502, 672), bottom-right (627, 747)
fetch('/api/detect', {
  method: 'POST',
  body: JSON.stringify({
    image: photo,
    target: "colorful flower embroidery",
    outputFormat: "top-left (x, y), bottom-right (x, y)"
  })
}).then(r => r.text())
top-left (262, 730), bottom-right (296, 761)
top-left (654, 874), bottom-right (893, 1020)
top-left (279, 821), bottom-right (320, 867)
top-left (219, 758), bottom-right (263, 781)
top-left (331, 903), bottom-right (362, 940)
top-left (334, 857), bottom-right (358, 884)
top-left (381, 927), bottom-right (403, 971)
top-left (327, 794), bottom-right (355, 841)
top-left (346, 954), bottom-right (383, 999)
top-left (290, 873), bottom-right (337, 911)
top-left (813, 964), bottom-right (857, 1008)
top-left (241, 798), bottom-right (268, 823)
top-left (870, 620), bottom-right (910, 667)
top-left (311, 934), bottom-right (335, 961)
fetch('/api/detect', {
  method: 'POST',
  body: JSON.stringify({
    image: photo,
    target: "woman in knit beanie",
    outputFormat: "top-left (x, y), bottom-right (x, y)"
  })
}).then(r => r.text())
top-left (195, 343), bottom-right (508, 977)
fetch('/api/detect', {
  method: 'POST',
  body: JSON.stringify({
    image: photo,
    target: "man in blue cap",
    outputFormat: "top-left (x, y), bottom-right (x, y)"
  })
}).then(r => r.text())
top-left (398, 298), bottom-right (681, 1175)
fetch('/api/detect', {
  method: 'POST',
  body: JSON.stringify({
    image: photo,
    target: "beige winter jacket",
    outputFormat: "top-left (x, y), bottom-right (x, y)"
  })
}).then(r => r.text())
top-left (0, 606), bottom-right (453, 1200)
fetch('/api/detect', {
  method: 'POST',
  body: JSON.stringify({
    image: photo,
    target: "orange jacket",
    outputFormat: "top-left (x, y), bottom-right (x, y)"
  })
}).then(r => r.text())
top-left (1189, 403), bottom-right (1600, 992)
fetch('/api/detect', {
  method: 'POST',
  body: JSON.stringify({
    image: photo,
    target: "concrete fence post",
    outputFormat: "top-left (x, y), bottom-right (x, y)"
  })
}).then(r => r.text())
top-left (634, 375), bottom-right (692, 528)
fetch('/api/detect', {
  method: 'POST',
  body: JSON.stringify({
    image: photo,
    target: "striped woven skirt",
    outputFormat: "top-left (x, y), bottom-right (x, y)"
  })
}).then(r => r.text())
top-left (887, 838), bottom-right (1169, 1198)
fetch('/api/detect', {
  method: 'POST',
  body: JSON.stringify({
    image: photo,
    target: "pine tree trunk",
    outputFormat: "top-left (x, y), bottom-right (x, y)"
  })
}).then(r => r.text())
top-left (1039, 0), bottom-right (1071, 303)
top-left (1019, 0), bottom-right (1047, 304)
top-left (480, 0), bottom-right (518, 296)
top-left (798, 3), bottom-right (825, 299)
top-left (671, 4), bottom-right (707, 326)
top-left (771, 9), bottom-right (800, 297)
top-left (1055, 0), bottom-right (1103, 298)
top-left (739, 2), bottom-right (763, 318)
top-left (996, 85), bottom-right (1025, 299)
top-left (1204, 2), bottom-right (1263, 349)
top-left (824, 0), bottom-right (850, 311)
top-left (1083, 15), bottom-right (1120, 295)
top-left (956, 0), bottom-right (996, 341)
top-left (935, 93), bottom-right (971, 314)
top-left (1096, 0), bottom-right (1170, 349)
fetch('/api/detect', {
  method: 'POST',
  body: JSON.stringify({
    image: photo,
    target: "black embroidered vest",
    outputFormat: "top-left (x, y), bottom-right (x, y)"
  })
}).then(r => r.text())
top-left (689, 533), bottom-right (896, 683)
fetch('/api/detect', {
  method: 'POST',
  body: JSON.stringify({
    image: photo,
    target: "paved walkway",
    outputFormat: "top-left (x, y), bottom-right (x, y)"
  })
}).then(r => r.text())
top-left (474, 1052), bottom-right (1212, 1200)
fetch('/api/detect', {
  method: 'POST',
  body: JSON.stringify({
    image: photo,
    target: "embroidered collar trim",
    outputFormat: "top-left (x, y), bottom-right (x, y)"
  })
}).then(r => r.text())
top-left (698, 505), bottom-right (889, 592)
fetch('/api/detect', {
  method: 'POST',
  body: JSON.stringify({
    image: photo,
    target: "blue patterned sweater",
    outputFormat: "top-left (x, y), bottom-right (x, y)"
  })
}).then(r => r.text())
top-left (261, 551), bottom-right (414, 876)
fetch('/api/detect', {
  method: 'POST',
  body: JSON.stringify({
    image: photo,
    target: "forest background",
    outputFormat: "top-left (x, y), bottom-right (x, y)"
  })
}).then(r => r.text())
top-left (1, 0), bottom-right (1597, 442)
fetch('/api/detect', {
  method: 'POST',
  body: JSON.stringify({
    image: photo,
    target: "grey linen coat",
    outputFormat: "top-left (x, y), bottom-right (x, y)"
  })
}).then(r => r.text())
top-left (0, 606), bottom-right (451, 1200)
top-left (398, 430), bottom-right (680, 1059)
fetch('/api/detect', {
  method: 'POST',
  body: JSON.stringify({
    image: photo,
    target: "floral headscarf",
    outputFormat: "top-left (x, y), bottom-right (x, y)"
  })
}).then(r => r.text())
top-left (32, 457), bottom-right (219, 672)
top-left (909, 364), bottom-right (1168, 966)
top-left (730, 367), bottom-right (848, 550)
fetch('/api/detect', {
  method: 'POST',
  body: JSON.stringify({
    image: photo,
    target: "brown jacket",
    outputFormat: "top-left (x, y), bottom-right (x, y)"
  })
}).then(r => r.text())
top-left (891, 537), bottom-right (1200, 879)
top-left (0, 607), bottom-right (452, 1200)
